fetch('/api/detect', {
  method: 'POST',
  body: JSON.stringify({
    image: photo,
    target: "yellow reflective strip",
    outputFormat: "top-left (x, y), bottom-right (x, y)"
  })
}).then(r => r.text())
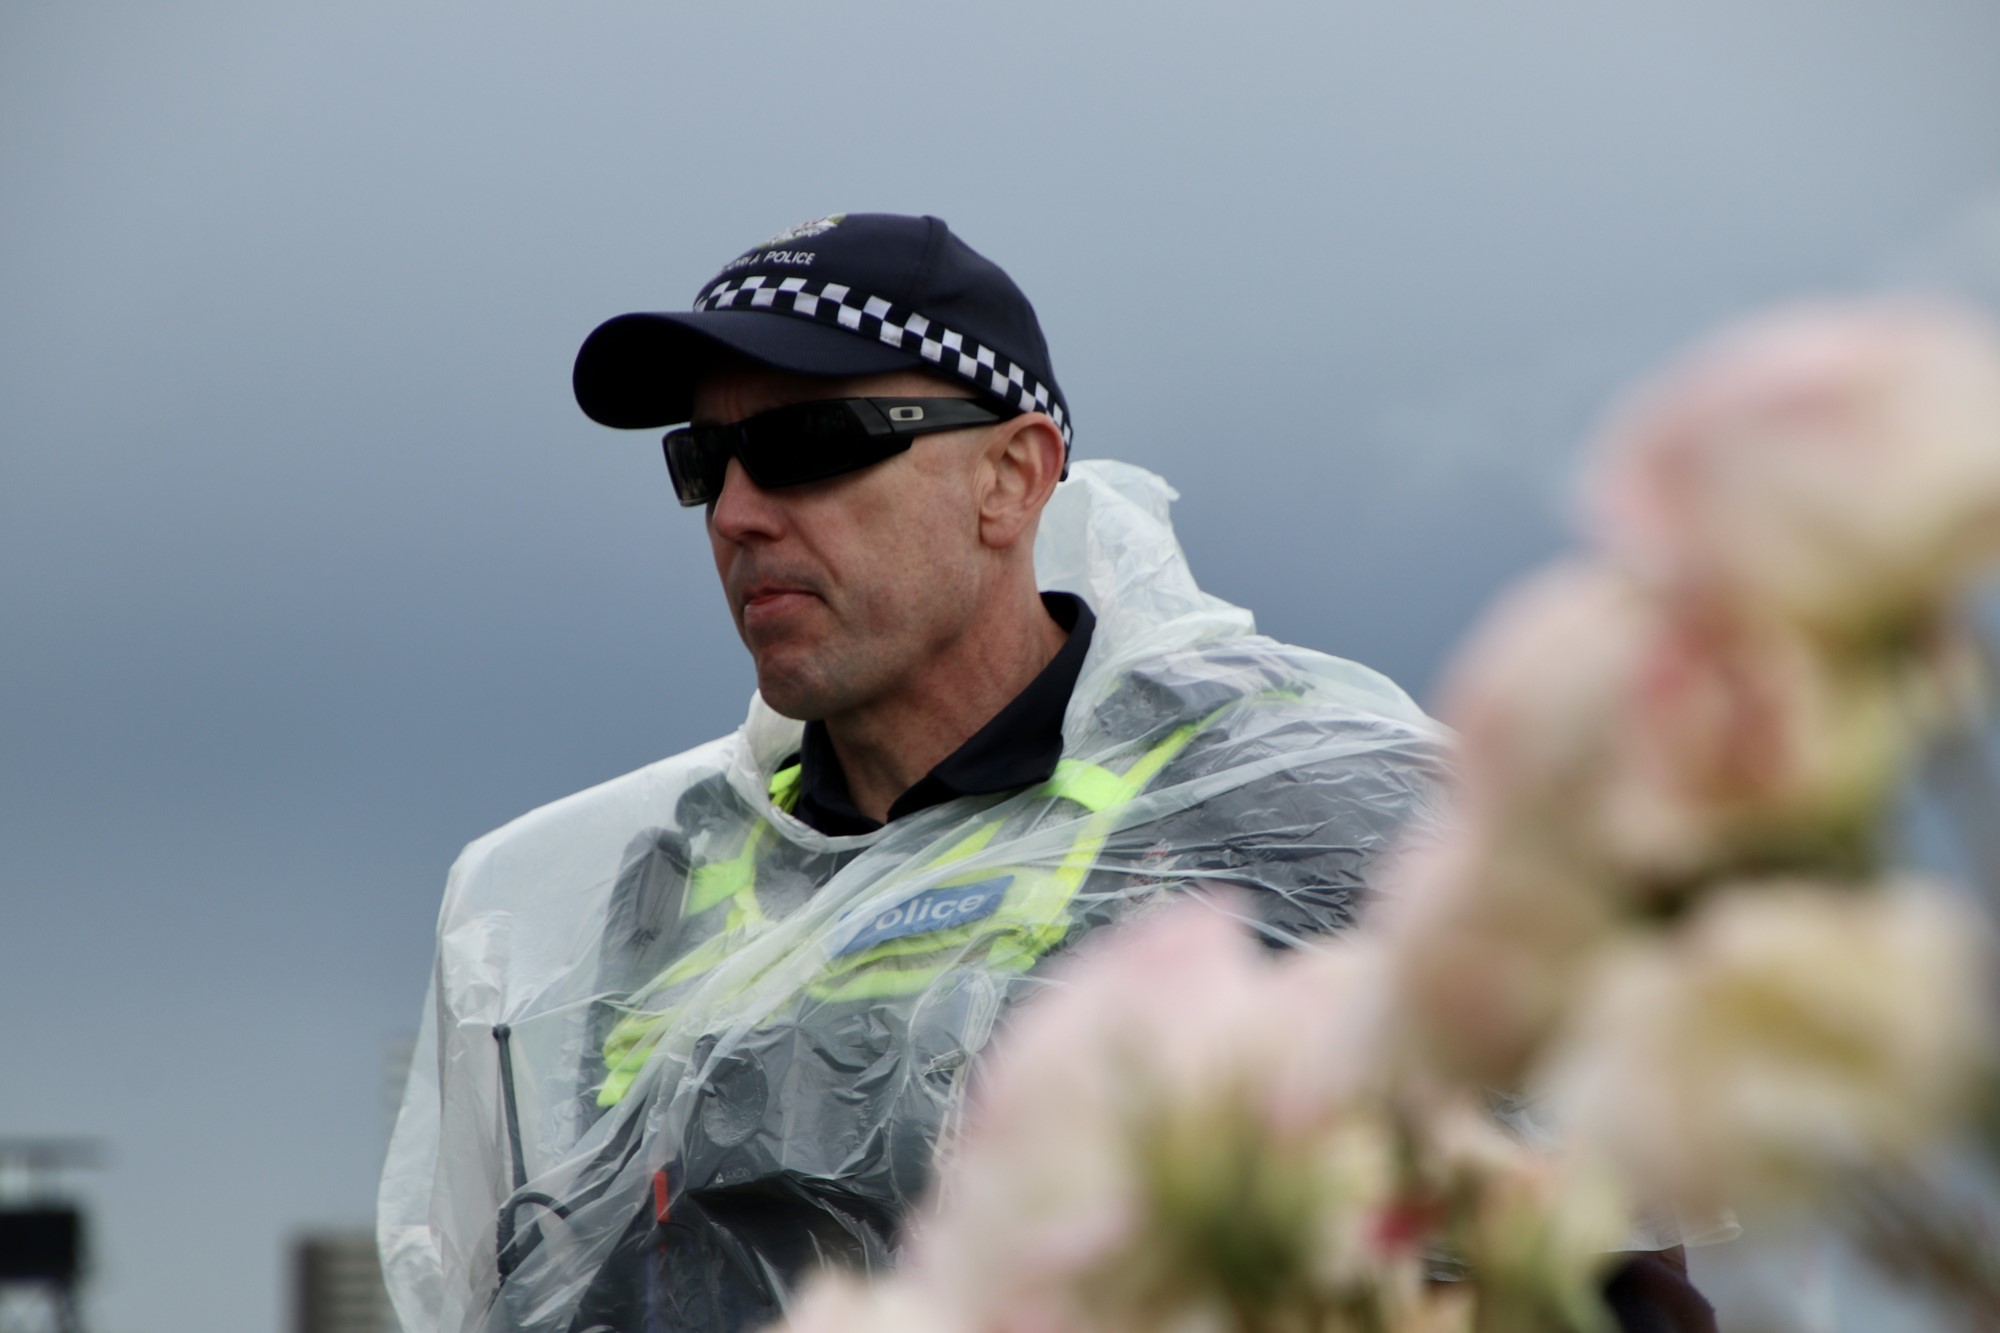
top-left (815, 938), bottom-right (1043, 1002)
top-left (931, 818), bottom-right (1005, 867)
top-left (983, 925), bottom-right (1069, 973)
top-left (980, 716), bottom-right (1220, 973)
top-left (807, 957), bottom-right (978, 1003)
top-left (601, 1012), bottom-right (657, 1068)
top-left (597, 810), bottom-right (794, 1102)
top-left (656, 929), bottom-right (749, 989)
top-left (1049, 718), bottom-right (1209, 892)
top-left (821, 879), bottom-right (1086, 979)
top-left (598, 1008), bottom-right (676, 1106)
top-left (1039, 759), bottom-right (1129, 813)
top-left (818, 923), bottom-right (991, 975)
top-left (808, 970), bottom-right (936, 1002)
top-left (805, 821), bottom-right (1009, 974)
top-left (685, 862), bottom-right (743, 917)
top-left (596, 921), bottom-right (768, 1107)
top-left (1119, 717), bottom-right (1208, 790)
top-left (595, 928), bottom-right (751, 1106)
top-left (768, 764), bottom-right (802, 811)
top-left (998, 859), bottom-right (1091, 936)
top-left (685, 821), bottom-right (772, 916)
top-left (598, 1056), bottom-right (648, 1106)
top-left (598, 1068), bottom-right (638, 1108)
top-left (614, 698), bottom-right (1249, 1068)
top-left (810, 711), bottom-right (1232, 1000)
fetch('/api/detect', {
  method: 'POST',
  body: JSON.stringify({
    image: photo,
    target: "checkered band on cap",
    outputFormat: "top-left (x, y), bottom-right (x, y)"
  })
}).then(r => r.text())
top-left (695, 275), bottom-right (1072, 448)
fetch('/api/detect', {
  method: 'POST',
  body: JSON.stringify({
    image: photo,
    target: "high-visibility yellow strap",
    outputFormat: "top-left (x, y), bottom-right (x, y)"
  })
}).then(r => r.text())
top-left (597, 812), bottom-right (779, 1107)
top-left (1039, 759), bottom-right (1131, 813)
top-left (595, 922), bottom-right (760, 1105)
top-left (985, 715), bottom-right (1217, 972)
top-left (808, 948), bottom-right (1043, 1003)
top-left (653, 927), bottom-right (749, 991)
top-left (932, 817), bottom-right (1005, 866)
top-left (814, 715), bottom-right (1226, 997)
top-left (1036, 713), bottom-right (1212, 814)
top-left (685, 820), bottom-right (773, 918)
top-left (602, 696), bottom-right (1252, 1100)
top-left (817, 920), bottom-right (993, 974)
top-left (724, 895), bottom-right (767, 933)
top-left (598, 1008), bottom-right (673, 1106)
top-left (1114, 716), bottom-right (1210, 793)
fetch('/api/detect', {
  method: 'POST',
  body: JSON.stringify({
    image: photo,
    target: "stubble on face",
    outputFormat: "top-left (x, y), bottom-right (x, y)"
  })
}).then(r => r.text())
top-left (696, 365), bottom-right (991, 724)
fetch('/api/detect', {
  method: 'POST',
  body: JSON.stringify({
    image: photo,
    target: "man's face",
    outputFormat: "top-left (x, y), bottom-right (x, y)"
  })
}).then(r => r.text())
top-left (694, 362), bottom-right (994, 722)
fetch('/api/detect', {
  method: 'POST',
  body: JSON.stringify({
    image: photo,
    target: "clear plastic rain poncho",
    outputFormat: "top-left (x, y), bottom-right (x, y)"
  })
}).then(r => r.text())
top-left (379, 460), bottom-right (1453, 1333)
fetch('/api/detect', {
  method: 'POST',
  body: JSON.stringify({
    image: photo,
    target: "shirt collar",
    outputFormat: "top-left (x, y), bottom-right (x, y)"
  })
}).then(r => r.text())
top-left (789, 592), bottom-right (1096, 836)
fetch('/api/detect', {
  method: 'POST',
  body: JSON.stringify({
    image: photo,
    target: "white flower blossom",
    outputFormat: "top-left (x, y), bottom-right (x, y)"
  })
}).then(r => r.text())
top-left (1542, 878), bottom-right (1991, 1219)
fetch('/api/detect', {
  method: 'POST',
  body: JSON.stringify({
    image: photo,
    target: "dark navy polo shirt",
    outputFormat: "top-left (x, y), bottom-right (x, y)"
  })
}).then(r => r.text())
top-left (788, 592), bottom-right (1096, 835)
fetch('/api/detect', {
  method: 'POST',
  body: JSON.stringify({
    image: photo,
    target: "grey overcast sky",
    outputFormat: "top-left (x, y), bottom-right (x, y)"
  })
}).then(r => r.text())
top-left (6, 4), bottom-right (2000, 1331)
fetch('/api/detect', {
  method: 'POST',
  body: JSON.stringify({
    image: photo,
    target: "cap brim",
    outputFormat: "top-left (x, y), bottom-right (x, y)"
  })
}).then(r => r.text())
top-left (573, 310), bottom-right (925, 429)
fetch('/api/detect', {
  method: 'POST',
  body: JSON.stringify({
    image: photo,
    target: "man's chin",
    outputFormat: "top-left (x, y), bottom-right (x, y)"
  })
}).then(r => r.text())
top-left (751, 643), bottom-right (890, 722)
top-left (759, 694), bottom-right (825, 723)
top-left (752, 663), bottom-right (836, 722)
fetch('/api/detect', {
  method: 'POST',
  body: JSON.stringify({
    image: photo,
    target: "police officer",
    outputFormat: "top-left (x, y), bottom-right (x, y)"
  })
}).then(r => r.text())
top-left (379, 214), bottom-right (1711, 1333)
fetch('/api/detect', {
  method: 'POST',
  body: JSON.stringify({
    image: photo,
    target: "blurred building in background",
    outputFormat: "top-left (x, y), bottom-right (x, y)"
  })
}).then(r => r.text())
top-left (288, 1232), bottom-right (391, 1333)
top-left (285, 1034), bottom-right (413, 1333)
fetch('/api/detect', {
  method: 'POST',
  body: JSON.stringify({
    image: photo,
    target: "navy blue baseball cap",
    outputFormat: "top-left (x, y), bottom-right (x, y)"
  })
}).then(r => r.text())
top-left (573, 213), bottom-right (1071, 449)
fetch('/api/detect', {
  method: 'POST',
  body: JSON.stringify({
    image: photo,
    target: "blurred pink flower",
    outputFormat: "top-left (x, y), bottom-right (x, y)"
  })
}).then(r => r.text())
top-left (1377, 826), bottom-right (1617, 1087)
top-left (770, 1271), bottom-right (967, 1333)
top-left (1542, 878), bottom-right (1992, 1219)
top-left (1584, 301), bottom-right (2000, 638)
top-left (1440, 560), bottom-right (1906, 886)
top-left (1424, 1104), bottom-right (1633, 1331)
top-left (908, 901), bottom-right (1456, 1333)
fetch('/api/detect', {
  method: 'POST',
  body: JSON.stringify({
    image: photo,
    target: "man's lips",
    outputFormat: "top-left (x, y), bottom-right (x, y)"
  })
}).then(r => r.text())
top-left (738, 583), bottom-right (821, 625)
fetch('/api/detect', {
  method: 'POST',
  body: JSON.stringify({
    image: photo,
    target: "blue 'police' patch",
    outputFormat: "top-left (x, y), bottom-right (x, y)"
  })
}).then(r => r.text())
top-left (835, 876), bottom-right (1013, 957)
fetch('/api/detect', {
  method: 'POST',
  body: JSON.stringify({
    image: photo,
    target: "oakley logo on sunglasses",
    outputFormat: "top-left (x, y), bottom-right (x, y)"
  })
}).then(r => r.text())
top-left (662, 397), bottom-right (1015, 508)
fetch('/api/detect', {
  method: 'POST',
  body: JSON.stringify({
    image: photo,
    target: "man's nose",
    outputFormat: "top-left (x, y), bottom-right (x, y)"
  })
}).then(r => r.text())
top-left (707, 457), bottom-right (785, 541)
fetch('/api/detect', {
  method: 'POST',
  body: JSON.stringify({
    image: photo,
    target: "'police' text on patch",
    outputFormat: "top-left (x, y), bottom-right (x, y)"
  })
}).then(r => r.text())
top-left (835, 877), bottom-right (1013, 957)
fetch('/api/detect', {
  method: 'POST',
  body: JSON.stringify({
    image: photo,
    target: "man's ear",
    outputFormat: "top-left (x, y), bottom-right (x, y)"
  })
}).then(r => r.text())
top-left (975, 413), bottom-right (1066, 551)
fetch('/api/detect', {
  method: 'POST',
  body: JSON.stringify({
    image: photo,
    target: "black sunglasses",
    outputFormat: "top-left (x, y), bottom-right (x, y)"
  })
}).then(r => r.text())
top-left (662, 397), bottom-right (1014, 508)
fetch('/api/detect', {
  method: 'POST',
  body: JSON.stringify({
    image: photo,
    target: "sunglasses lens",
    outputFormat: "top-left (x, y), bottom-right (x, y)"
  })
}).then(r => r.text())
top-left (663, 429), bottom-right (732, 507)
top-left (738, 402), bottom-right (907, 489)
top-left (668, 400), bottom-right (984, 507)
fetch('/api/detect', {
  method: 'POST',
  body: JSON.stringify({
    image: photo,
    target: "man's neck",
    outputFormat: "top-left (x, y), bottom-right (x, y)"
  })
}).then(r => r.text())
top-left (821, 591), bottom-right (1069, 824)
